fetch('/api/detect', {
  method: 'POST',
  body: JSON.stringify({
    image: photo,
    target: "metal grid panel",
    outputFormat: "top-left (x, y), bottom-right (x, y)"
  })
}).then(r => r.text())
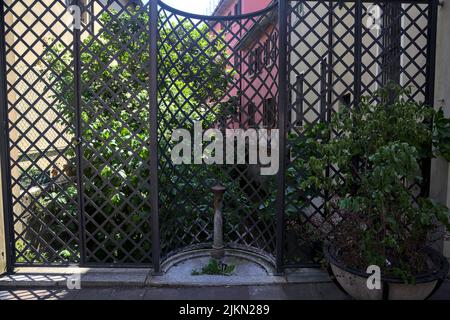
top-left (284, 0), bottom-right (433, 267)
top-left (3, 0), bottom-right (79, 265)
top-left (78, 1), bottom-right (153, 264)
top-left (0, 0), bottom-right (436, 270)
top-left (157, 2), bottom-right (279, 258)
top-left (1, 0), bottom-right (156, 266)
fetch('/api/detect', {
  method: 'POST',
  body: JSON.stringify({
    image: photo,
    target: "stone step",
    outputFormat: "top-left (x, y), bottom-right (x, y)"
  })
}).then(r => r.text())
top-left (0, 267), bottom-right (331, 289)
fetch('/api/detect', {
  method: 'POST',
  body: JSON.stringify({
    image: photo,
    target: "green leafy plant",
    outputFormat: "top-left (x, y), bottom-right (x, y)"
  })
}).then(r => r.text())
top-left (15, 185), bottom-right (80, 263)
top-left (15, 240), bottom-right (48, 264)
top-left (433, 108), bottom-right (450, 162)
top-left (295, 84), bottom-right (450, 283)
top-left (31, 6), bottom-right (272, 263)
top-left (191, 258), bottom-right (236, 276)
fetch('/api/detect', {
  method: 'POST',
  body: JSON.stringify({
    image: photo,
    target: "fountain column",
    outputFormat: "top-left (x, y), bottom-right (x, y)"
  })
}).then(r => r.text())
top-left (211, 184), bottom-right (226, 260)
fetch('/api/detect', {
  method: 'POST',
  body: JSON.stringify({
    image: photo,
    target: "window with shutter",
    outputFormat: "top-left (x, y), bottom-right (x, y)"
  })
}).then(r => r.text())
top-left (264, 98), bottom-right (276, 128)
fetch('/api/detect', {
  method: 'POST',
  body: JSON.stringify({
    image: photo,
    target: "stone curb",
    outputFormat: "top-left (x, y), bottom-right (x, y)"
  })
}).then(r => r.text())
top-left (0, 268), bottom-right (331, 289)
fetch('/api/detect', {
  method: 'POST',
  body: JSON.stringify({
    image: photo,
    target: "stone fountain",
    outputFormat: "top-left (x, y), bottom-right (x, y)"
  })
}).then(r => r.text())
top-left (158, 183), bottom-right (276, 282)
top-left (211, 184), bottom-right (226, 261)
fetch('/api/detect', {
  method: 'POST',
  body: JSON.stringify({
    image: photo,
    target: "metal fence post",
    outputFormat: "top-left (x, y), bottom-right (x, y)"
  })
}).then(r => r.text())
top-left (149, 0), bottom-right (161, 274)
top-left (73, 0), bottom-right (87, 266)
top-left (0, 2), bottom-right (15, 274)
top-left (276, 0), bottom-right (288, 274)
top-left (426, 0), bottom-right (438, 107)
top-left (320, 59), bottom-right (328, 123)
top-left (354, 0), bottom-right (362, 109)
top-left (422, 0), bottom-right (439, 197)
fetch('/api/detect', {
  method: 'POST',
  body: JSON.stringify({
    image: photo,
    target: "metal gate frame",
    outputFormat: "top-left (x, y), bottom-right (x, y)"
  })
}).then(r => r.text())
top-left (0, 0), bottom-right (439, 274)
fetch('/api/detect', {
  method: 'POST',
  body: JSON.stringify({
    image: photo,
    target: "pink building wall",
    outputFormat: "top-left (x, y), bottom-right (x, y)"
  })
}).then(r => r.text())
top-left (213, 0), bottom-right (278, 130)
top-left (214, 0), bottom-right (272, 16)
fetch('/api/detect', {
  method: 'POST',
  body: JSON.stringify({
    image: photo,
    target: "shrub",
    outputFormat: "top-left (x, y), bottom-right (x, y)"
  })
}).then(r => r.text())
top-left (295, 84), bottom-right (450, 282)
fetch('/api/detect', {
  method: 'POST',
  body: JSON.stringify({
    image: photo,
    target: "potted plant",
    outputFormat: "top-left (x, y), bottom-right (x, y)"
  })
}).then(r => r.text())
top-left (294, 85), bottom-right (450, 300)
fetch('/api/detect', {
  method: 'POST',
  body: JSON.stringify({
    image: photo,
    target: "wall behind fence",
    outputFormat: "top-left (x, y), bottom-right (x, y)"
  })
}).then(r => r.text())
top-left (0, 162), bottom-right (5, 273)
top-left (0, 0), bottom-right (14, 274)
top-left (431, 0), bottom-right (450, 265)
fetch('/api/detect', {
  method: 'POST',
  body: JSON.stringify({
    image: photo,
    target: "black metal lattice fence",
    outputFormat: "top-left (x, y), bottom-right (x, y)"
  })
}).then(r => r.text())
top-left (0, 0), bottom-right (438, 272)
top-left (283, 0), bottom-right (436, 267)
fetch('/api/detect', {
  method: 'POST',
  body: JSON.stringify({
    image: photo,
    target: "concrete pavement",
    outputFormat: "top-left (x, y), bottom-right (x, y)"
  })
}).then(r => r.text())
top-left (0, 281), bottom-right (449, 300)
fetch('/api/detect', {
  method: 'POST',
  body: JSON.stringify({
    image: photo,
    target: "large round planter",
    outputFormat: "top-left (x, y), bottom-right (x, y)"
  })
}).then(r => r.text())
top-left (324, 242), bottom-right (449, 300)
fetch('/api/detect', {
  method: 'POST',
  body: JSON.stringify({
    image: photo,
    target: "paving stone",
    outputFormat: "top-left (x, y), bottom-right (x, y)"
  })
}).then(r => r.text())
top-left (175, 287), bottom-right (219, 300)
top-left (0, 290), bottom-right (20, 300)
top-left (248, 285), bottom-right (287, 300)
top-left (0, 270), bottom-right (150, 288)
top-left (2, 281), bottom-right (447, 300)
top-left (284, 268), bottom-right (331, 284)
top-left (314, 283), bottom-right (350, 300)
top-left (204, 286), bottom-right (250, 300)
top-left (429, 281), bottom-right (450, 300)
top-left (0, 289), bottom-right (71, 300)
top-left (60, 290), bottom-right (84, 300)
top-left (80, 272), bottom-right (148, 287)
top-left (281, 283), bottom-right (323, 300)
top-left (0, 274), bottom-right (67, 288)
top-left (147, 276), bottom-right (286, 287)
top-left (176, 286), bottom-right (250, 300)
top-left (74, 288), bottom-right (114, 300)
top-left (110, 288), bottom-right (146, 300)
top-left (143, 288), bottom-right (183, 300)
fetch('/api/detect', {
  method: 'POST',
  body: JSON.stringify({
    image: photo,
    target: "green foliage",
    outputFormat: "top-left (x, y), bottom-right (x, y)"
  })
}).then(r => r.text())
top-left (433, 108), bottom-right (450, 162)
top-left (191, 258), bottom-right (236, 276)
top-left (15, 185), bottom-right (80, 263)
top-left (39, 7), bottom-right (231, 262)
top-left (295, 84), bottom-right (450, 282)
top-left (15, 240), bottom-right (47, 264)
